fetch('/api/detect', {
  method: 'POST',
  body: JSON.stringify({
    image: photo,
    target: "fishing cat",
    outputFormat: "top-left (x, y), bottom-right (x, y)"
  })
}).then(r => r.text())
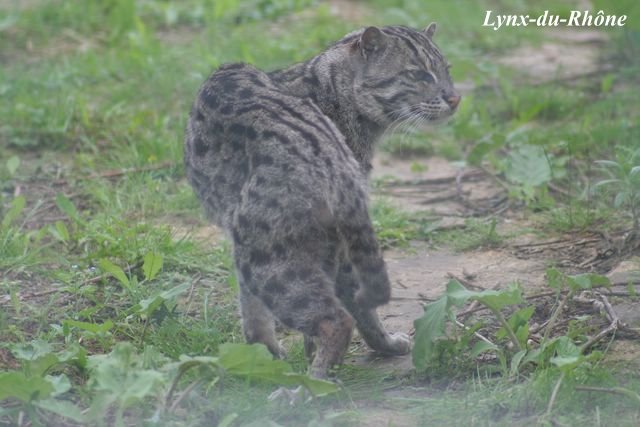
top-left (184, 23), bottom-right (459, 378)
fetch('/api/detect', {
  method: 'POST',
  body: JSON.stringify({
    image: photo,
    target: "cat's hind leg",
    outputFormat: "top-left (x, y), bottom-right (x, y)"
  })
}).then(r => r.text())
top-left (238, 283), bottom-right (286, 359)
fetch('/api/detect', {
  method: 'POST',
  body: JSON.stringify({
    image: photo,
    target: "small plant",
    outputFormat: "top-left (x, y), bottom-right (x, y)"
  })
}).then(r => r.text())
top-left (594, 147), bottom-right (640, 235)
top-left (0, 341), bottom-right (337, 426)
top-left (413, 270), bottom-right (611, 377)
top-left (434, 218), bottom-right (503, 251)
top-left (371, 200), bottom-right (438, 248)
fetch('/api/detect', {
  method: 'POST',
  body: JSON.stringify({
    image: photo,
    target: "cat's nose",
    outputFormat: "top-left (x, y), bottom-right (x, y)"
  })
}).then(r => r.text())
top-left (445, 93), bottom-right (461, 109)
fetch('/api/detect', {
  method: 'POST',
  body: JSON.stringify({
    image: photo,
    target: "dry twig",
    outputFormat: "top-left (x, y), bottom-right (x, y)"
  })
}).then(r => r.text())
top-left (580, 292), bottom-right (621, 352)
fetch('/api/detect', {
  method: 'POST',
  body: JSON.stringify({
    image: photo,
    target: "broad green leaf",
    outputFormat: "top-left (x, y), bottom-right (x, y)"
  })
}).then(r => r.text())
top-left (497, 306), bottom-right (534, 347)
top-left (174, 355), bottom-right (220, 370)
top-left (2, 195), bottom-right (25, 228)
top-left (10, 339), bottom-right (53, 360)
top-left (29, 353), bottom-right (60, 377)
top-left (522, 348), bottom-right (543, 365)
top-left (550, 355), bottom-right (584, 370)
top-left (57, 344), bottom-right (88, 369)
top-left (412, 296), bottom-right (449, 371)
top-left (467, 138), bottom-right (501, 166)
top-left (504, 145), bottom-right (551, 187)
top-left (614, 191), bottom-right (627, 208)
top-left (34, 398), bottom-right (86, 423)
top-left (142, 251), bottom-right (163, 281)
top-left (51, 221), bottom-right (70, 243)
top-left (555, 336), bottom-right (581, 359)
top-left (567, 273), bottom-right (610, 291)
top-left (218, 343), bottom-right (338, 396)
top-left (6, 155), bottom-right (20, 176)
top-left (64, 319), bottom-right (113, 334)
top-left (291, 373), bottom-right (339, 396)
top-left (88, 343), bottom-right (165, 409)
top-left (55, 193), bottom-right (81, 223)
top-left (218, 342), bottom-right (295, 380)
top-left (630, 166), bottom-right (640, 177)
top-left (0, 371), bottom-right (53, 402)
top-left (470, 341), bottom-right (499, 358)
top-left (45, 374), bottom-right (71, 396)
top-left (510, 349), bottom-right (527, 377)
top-left (99, 259), bottom-right (130, 289)
top-left (136, 282), bottom-right (190, 319)
top-left (446, 280), bottom-right (523, 312)
top-left (546, 268), bottom-right (564, 290)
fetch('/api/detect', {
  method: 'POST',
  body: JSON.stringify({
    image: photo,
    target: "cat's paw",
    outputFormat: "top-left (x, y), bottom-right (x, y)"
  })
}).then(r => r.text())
top-left (386, 332), bottom-right (412, 355)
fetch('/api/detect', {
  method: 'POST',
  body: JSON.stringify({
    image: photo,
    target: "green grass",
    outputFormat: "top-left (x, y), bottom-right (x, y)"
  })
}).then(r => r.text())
top-left (433, 218), bottom-right (504, 251)
top-left (1, 0), bottom-right (640, 425)
top-left (371, 199), bottom-right (440, 248)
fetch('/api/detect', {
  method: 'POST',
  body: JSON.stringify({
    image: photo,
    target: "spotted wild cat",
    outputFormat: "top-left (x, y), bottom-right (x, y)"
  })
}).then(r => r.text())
top-left (184, 24), bottom-right (459, 379)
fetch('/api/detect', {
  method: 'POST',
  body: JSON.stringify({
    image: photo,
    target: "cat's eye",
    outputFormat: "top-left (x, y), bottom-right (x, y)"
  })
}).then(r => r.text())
top-left (409, 70), bottom-right (436, 83)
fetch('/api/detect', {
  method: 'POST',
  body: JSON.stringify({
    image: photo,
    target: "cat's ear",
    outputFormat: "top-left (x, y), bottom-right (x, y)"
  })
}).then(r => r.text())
top-left (360, 26), bottom-right (386, 60)
top-left (423, 22), bottom-right (437, 38)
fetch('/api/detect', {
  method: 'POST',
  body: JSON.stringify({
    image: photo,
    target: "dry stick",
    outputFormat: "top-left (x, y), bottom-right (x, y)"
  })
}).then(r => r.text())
top-left (458, 300), bottom-right (481, 321)
top-left (512, 238), bottom-right (601, 251)
top-left (377, 170), bottom-right (485, 188)
top-left (454, 320), bottom-right (496, 347)
top-left (184, 273), bottom-right (202, 315)
top-left (169, 379), bottom-right (204, 412)
top-left (419, 193), bottom-right (468, 205)
top-left (542, 291), bottom-right (572, 343)
top-left (511, 238), bottom-right (572, 248)
top-left (454, 281), bottom-right (640, 320)
top-left (581, 293), bottom-right (621, 353)
top-left (456, 302), bottom-right (490, 318)
top-left (529, 318), bottom-right (551, 335)
top-left (446, 272), bottom-right (486, 291)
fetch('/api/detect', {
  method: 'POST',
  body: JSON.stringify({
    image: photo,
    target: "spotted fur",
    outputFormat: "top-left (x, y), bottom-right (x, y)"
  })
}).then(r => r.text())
top-left (184, 24), bottom-right (458, 378)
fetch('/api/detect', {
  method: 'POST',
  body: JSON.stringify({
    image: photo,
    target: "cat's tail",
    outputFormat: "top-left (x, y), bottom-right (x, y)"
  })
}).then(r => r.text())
top-left (340, 217), bottom-right (392, 310)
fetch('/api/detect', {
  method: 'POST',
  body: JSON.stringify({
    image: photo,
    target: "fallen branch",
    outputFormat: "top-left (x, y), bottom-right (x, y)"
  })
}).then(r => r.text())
top-left (512, 238), bottom-right (577, 248)
top-left (376, 169), bottom-right (485, 188)
top-left (580, 292), bottom-right (621, 353)
top-left (542, 291), bottom-right (571, 343)
top-left (446, 272), bottom-right (487, 291)
top-left (454, 319), bottom-right (496, 347)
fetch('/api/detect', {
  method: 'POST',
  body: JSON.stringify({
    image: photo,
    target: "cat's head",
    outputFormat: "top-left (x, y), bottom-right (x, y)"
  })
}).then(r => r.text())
top-left (346, 24), bottom-right (459, 128)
